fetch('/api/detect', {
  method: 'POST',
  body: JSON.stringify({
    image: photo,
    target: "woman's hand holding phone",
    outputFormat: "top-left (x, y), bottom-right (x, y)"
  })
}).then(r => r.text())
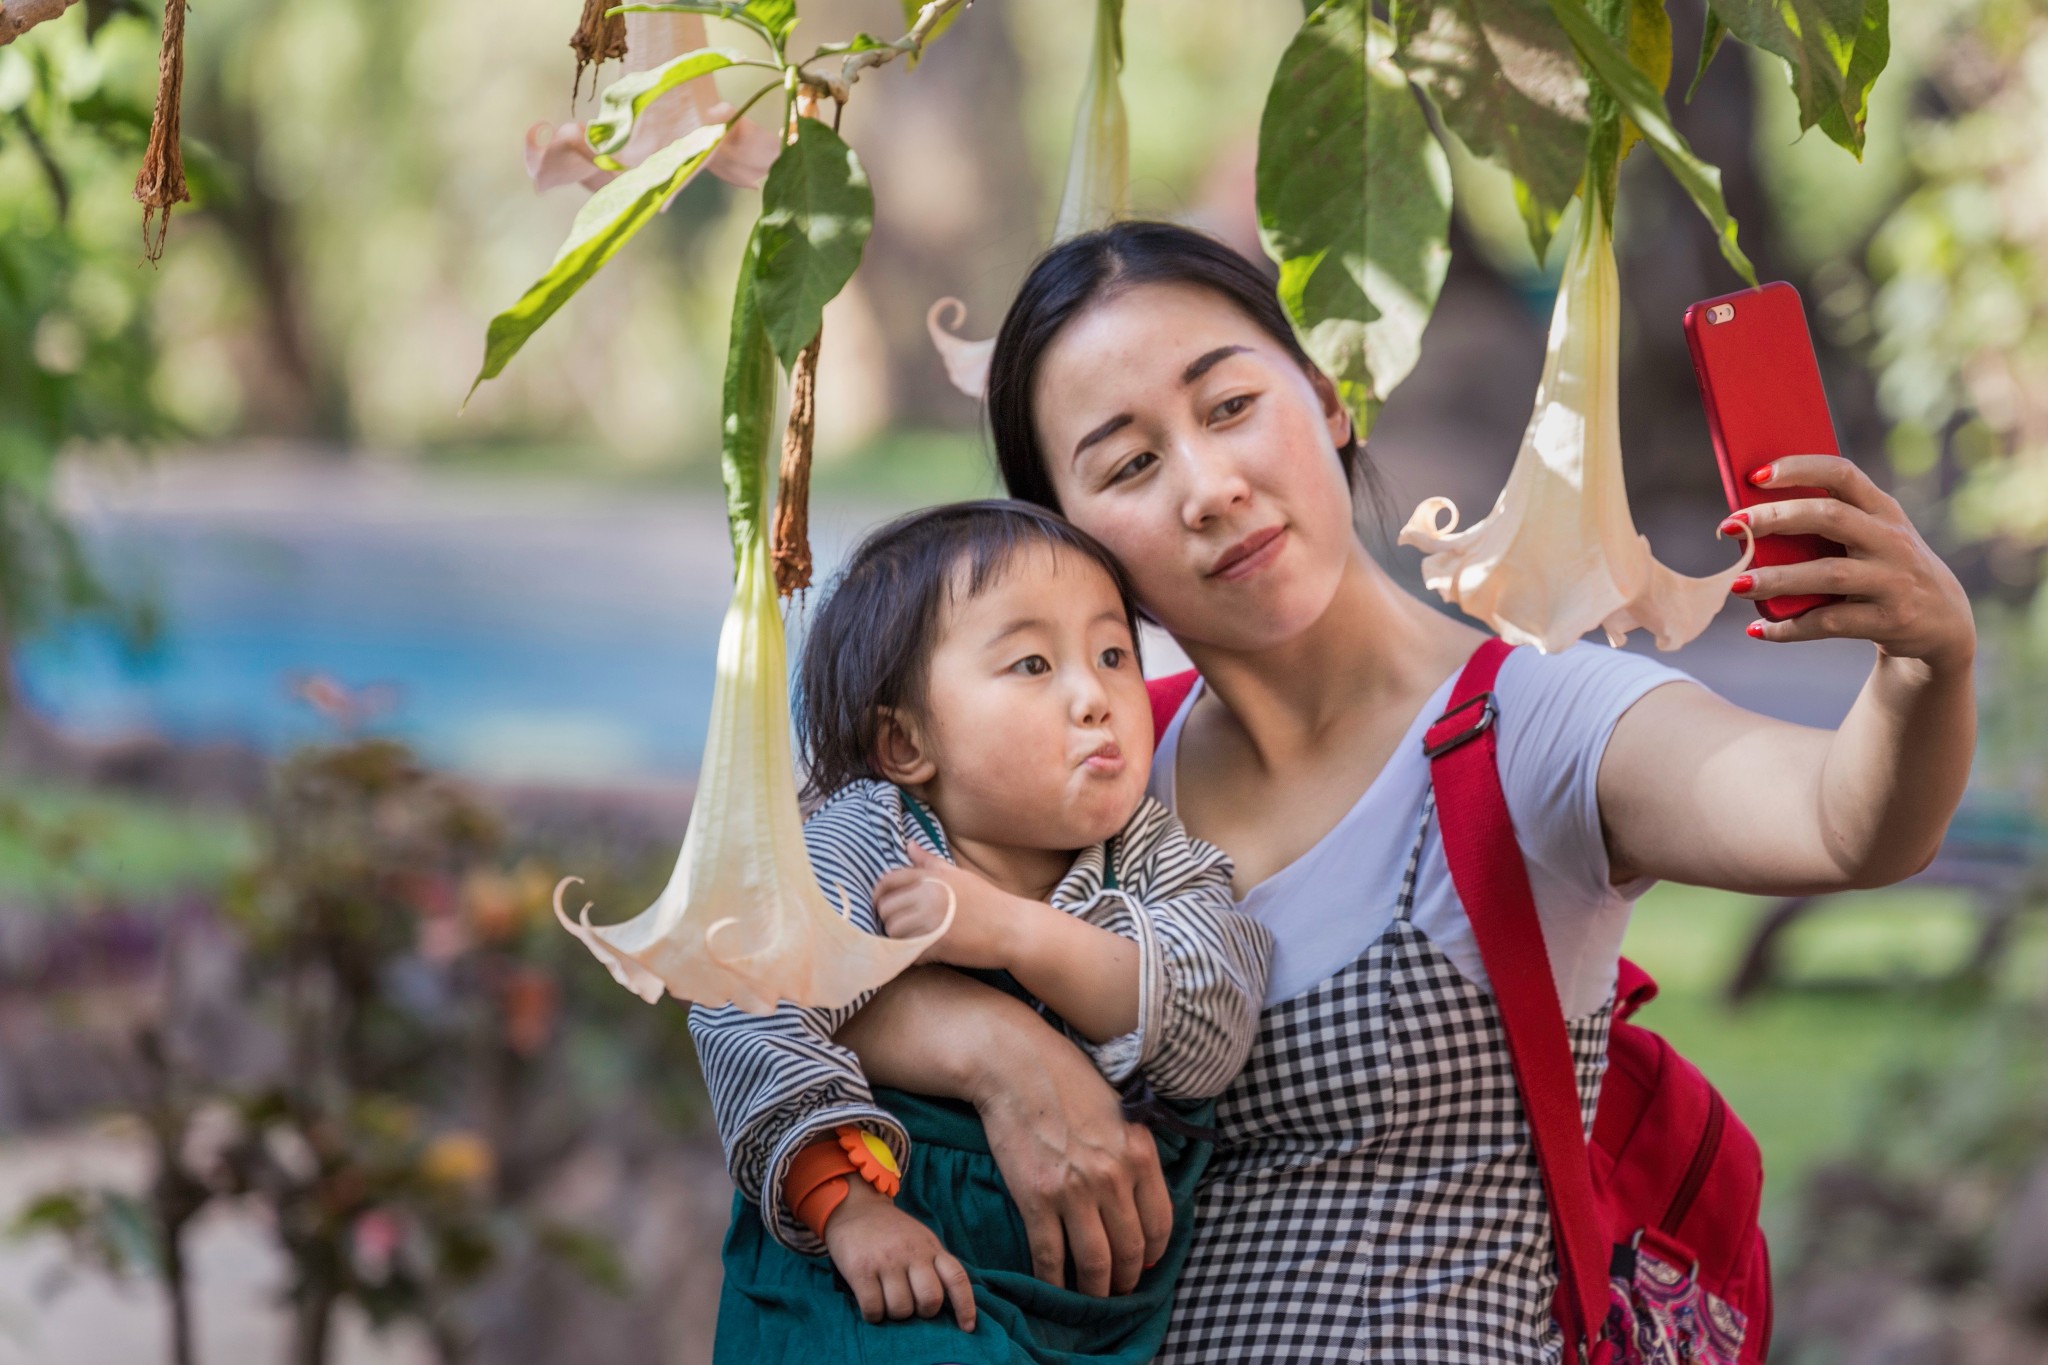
top-left (1727, 454), bottom-right (1974, 671)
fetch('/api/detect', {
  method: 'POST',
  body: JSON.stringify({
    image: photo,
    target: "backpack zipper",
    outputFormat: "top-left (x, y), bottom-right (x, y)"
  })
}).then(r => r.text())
top-left (1660, 1092), bottom-right (1727, 1234)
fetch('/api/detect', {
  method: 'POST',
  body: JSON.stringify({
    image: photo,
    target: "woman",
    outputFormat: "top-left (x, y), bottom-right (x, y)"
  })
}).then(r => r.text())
top-left (838, 221), bottom-right (1976, 1361)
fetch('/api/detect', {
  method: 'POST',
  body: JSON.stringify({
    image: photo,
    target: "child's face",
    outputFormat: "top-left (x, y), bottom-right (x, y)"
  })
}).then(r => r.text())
top-left (912, 543), bottom-right (1152, 854)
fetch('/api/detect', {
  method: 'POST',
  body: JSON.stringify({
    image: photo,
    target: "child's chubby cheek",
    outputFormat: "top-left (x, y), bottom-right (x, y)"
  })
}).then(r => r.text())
top-left (931, 697), bottom-right (1150, 851)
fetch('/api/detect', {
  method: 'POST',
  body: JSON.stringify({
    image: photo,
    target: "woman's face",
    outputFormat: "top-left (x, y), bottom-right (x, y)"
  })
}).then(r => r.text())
top-left (1031, 281), bottom-right (1359, 652)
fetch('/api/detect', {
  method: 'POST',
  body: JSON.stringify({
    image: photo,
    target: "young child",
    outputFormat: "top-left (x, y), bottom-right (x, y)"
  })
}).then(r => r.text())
top-left (690, 500), bottom-right (1272, 1364)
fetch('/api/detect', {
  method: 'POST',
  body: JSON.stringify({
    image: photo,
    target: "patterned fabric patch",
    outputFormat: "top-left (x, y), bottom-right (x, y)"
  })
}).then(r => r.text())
top-left (1160, 795), bottom-right (1615, 1363)
top-left (1605, 1246), bottom-right (1747, 1365)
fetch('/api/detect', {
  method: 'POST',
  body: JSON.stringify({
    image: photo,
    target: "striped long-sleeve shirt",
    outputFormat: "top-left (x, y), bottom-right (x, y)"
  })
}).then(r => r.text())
top-left (688, 780), bottom-right (1273, 1255)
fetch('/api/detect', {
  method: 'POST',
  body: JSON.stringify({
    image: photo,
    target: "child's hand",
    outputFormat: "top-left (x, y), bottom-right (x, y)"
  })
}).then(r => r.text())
top-left (874, 844), bottom-right (1044, 970)
top-left (824, 1179), bottom-right (977, 1332)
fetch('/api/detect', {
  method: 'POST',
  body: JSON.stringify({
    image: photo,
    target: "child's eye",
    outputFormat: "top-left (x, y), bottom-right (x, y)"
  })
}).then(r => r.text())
top-left (1099, 646), bottom-right (1128, 669)
top-left (1010, 655), bottom-right (1051, 677)
top-left (1108, 451), bottom-right (1157, 486)
top-left (1211, 394), bottom-right (1254, 423)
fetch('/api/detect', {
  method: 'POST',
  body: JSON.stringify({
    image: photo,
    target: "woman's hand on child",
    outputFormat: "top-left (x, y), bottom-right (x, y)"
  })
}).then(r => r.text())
top-left (874, 844), bottom-right (1043, 970)
top-left (823, 1179), bottom-right (977, 1332)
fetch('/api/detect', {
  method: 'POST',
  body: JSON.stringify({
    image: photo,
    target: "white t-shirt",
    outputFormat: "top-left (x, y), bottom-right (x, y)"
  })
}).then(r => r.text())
top-left (1147, 643), bottom-right (1698, 1019)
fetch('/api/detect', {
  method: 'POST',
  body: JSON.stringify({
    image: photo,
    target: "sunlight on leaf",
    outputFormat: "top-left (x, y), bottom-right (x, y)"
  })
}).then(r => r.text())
top-left (1259, 2), bottom-right (1449, 437)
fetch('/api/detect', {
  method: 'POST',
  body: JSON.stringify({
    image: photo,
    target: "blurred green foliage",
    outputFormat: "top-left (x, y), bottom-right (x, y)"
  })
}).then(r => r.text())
top-left (0, 12), bottom-right (170, 645)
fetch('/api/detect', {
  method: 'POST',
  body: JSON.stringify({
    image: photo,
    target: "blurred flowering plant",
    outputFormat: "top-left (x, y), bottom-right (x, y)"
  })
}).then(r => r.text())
top-left (10, 730), bottom-right (672, 1365)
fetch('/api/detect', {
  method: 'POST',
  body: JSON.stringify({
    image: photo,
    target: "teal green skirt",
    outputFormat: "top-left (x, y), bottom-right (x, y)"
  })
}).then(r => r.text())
top-left (713, 1085), bottom-right (1212, 1365)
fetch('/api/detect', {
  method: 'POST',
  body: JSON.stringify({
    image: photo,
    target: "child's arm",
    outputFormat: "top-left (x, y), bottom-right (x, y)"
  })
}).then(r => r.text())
top-left (873, 841), bottom-right (1144, 1043)
top-left (824, 1181), bottom-right (977, 1331)
top-left (874, 804), bottom-right (1272, 1099)
top-left (688, 790), bottom-right (922, 1256)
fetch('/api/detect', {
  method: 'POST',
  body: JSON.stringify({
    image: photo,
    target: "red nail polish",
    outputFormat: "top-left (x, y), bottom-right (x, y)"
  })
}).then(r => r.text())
top-left (1730, 574), bottom-right (1754, 594)
top-left (1144, 1260), bottom-right (1158, 1270)
top-left (1748, 464), bottom-right (1775, 486)
top-left (1718, 515), bottom-right (1748, 537)
top-left (1746, 620), bottom-right (1766, 639)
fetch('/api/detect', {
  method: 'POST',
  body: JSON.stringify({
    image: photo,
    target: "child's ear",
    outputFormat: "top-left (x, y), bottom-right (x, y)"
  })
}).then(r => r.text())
top-left (872, 707), bottom-right (938, 788)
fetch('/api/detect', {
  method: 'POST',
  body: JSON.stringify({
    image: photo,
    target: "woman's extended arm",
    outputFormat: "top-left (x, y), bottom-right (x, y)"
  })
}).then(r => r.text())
top-left (1601, 455), bottom-right (1976, 893)
top-left (835, 965), bottom-right (1175, 1297)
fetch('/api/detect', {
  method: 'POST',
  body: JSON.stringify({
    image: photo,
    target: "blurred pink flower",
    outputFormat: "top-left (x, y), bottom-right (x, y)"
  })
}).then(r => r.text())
top-left (523, 6), bottom-right (780, 200)
top-left (351, 1207), bottom-right (403, 1284)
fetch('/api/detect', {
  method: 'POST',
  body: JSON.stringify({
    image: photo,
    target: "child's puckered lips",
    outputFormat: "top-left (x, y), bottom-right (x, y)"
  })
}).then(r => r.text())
top-left (1078, 737), bottom-right (1126, 775)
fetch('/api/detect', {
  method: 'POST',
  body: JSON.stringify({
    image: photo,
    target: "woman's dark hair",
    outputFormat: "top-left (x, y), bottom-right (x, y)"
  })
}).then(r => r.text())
top-left (986, 219), bottom-right (1376, 513)
top-left (796, 499), bottom-right (1142, 802)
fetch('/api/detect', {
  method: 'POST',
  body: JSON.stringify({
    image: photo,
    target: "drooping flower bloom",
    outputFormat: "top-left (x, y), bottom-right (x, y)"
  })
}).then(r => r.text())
top-left (1052, 0), bottom-right (1129, 243)
top-left (1398, 194), bottom-right (1751, 652)
top-left (927, 0), bottom-right (1128, 399)
top-left (556, 530), bottom-right (950, 1015)
top-left (926, 298), bottom-right (995, 401)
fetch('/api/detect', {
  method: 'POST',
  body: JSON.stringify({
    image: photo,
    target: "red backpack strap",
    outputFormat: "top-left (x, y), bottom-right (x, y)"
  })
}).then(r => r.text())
top-left (1424, 638), bottom-right (1612, 1365)
top-left (1147, 670), bottom-right (1198, 744)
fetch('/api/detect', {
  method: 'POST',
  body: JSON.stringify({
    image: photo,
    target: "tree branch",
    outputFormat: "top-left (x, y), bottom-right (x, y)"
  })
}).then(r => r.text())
top-left (795, 0), bottom-right (971, 102)
top-left (0, 0), bottom-right (83, 47)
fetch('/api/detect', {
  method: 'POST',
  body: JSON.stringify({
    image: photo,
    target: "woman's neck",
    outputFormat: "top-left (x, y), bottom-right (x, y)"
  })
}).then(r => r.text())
top-left (1179, 547), bottom-right (1478, 772)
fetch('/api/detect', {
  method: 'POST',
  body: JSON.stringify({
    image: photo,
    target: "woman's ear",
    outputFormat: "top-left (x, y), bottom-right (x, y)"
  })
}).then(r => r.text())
top-left (872, 707), bottom-right (939, 789)
top-left (1307, 367), bottom-right (1355, 452)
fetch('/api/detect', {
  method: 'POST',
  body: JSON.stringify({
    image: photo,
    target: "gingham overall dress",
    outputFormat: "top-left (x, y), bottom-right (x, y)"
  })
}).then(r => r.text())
top-left (1158, 795), bottom-right (1614, 1363)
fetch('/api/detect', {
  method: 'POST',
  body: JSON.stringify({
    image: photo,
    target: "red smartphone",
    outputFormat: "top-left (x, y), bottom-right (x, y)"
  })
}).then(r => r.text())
top-left (1683, 281), bottom-right (1847, 622)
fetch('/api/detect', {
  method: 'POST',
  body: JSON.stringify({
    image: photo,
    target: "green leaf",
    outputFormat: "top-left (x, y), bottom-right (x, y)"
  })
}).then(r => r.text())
top-left (468, 124), bottom-right (726, 401)
top-left (1704, 0), bottom-right (1887, 157)
top-left (587, 48), bottom-right (743, 164)
top-left (1687, 7), bottom-right (1726, 103)
top-left (742, 0), bottom-right (798, 47)
top-left (1812, 0), bottom-right (1888, 157)
top-left (1546, 0), bottom-right (1756, 283)
top-left (1614, 0), bottom-right (1671, 164)
top-left (1258, 2), bottom-right (1451, 438)
top-left (1390, 0), bottom-right (1588, 262)
top-left (814, 32), bottom-right (888, 56)
top-left (721, 227), bottom-right (778, 553)
top-left (752, 116), bottom-right (873, 369)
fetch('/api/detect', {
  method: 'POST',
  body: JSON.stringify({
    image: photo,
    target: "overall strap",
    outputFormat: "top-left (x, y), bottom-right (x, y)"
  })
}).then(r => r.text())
top-left (1423, 638), bottom-right (1610, 1365)
top-left (1147, 670), bottom-right (1199, 746)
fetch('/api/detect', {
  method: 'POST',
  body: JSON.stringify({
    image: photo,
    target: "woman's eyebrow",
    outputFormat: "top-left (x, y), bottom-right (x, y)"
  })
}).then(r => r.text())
top-left (1072, 413), bottom-right (1133, 464)
top-left (1181, 344), bottom-right (1250, 385)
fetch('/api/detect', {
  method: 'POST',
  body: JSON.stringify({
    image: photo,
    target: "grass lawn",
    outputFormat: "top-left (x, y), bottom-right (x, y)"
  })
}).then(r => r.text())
top-left (0, 784), bottom-right (253, 907)
top-left (1619, 879), bottom-right (2044, 1234)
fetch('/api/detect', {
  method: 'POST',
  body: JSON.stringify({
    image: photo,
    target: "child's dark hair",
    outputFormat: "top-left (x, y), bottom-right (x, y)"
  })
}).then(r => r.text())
top-left (796, 499), bottom-right (1141, 802)
top-left (986, 219), bottom-right (1381, 515)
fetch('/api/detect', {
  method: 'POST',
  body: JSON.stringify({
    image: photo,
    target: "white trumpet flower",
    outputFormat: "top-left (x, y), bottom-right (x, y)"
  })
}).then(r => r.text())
top-left (1399, 194), bottom-right (1752, 652)
top-left (556, 531), bottom-right (951, 1014)
top-left (1053, 0), bottom-right (1129, 243)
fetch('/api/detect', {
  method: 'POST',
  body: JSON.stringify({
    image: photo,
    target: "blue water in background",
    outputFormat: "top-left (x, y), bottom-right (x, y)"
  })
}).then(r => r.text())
top-left (12, 495), bottom-right (754, 782)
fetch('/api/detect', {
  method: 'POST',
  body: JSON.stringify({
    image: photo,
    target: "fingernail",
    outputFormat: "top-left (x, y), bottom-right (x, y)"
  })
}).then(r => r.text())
top-left (1144, 1260), bottom-right (1158, 1270)
top-left (1746, 620), bottom-right (1766, 639)
top-left (1748, 464), bottom-right (1775, 486)
top-left (1718, 513), bottom-right (1748, 537)
top-left (1730, 574), bottom-right (1754, 594)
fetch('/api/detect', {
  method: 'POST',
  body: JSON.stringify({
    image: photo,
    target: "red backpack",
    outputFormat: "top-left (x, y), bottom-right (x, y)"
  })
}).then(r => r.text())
top-left (1147, 639), bottom-right (1772, 1365)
